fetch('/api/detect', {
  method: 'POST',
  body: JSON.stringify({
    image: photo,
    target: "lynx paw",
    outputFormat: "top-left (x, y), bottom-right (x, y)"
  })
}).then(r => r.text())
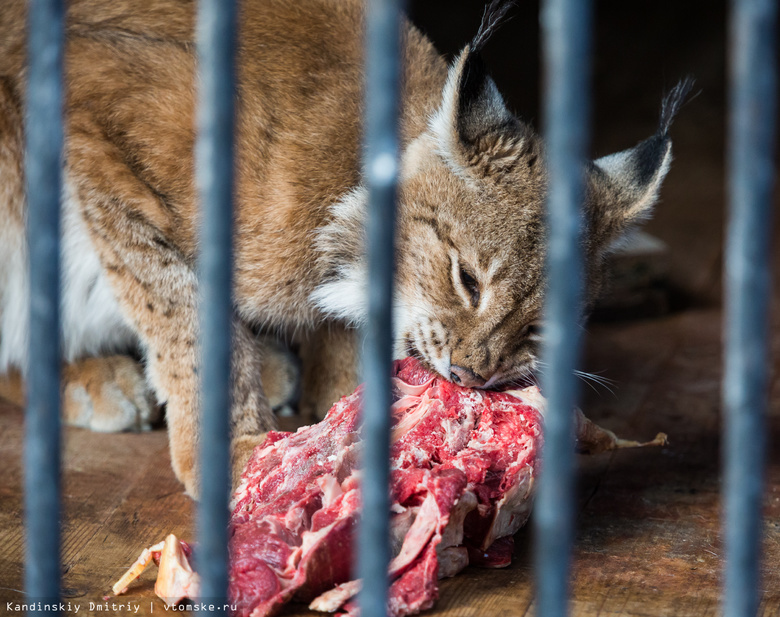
top-left (231, 433), bottom-right (268, 489)
top-left (63, 355), bottom-right (160, 432)
top-left (260, 336), bottom-right (299, 412)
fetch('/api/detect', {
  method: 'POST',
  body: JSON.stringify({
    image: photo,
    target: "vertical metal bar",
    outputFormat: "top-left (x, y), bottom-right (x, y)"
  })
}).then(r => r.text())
top-left (534, 0), bottom-right (592, 616)
top-left (724, 0), bottom-right (777, 615)
top-left (24, 0), bottom-right (65, 611)
top-left (358, 0), bottom-right (403, 615)
top-left (196, 0), bottom-right (237, 612)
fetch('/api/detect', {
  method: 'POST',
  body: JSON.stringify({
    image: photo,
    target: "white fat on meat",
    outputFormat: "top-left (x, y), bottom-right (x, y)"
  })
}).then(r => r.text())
top-left (439, 490), bottom-right (478, 551)
top-left (155, 535), bottom-right (201, 607)
top-left (479, 467), bottom-right (534, 551)
top-left (437, 547), bottom-right (469, 579)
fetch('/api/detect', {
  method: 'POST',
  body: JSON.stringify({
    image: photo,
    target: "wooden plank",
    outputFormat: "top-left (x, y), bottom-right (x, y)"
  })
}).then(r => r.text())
top-left (2, 298), bottom-right (779, 617)
top-left (0, 368), bottom-right (23, 407)
top-left (0, 400), bottom-right (193, 616)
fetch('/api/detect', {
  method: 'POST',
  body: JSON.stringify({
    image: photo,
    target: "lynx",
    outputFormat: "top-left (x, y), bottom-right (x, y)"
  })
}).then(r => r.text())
top-left (0, 0), bottom-right (688, 497)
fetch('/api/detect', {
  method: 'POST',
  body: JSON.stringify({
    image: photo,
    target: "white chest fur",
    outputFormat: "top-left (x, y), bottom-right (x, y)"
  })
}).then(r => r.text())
top-left (0, 183), bottom-right (138, 373)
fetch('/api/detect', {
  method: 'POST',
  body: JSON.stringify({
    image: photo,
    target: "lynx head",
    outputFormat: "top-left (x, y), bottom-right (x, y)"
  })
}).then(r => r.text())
top-left (312, 2), bottom-right (691, 389)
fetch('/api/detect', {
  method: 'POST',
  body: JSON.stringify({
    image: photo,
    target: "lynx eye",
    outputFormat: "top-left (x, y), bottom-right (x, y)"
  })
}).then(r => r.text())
top-left (524, 321), bottom-right (543, 340)
top-left (459, 267), bottom-right (480, 307)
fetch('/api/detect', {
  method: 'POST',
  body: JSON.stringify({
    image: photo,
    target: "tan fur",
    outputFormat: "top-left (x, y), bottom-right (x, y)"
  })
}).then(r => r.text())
top-left (299, 321), bottom-right (361, 421)
top-left (0, 0), bottom-right (676, 496)
top-left (0, 369), bottom-right (24, 407)
top-left (62, 355), bottom-right (160, 431)
top-left (0, 355), bottom-right (158, 431)
top-left (1, 344), bottom-right (296, 430)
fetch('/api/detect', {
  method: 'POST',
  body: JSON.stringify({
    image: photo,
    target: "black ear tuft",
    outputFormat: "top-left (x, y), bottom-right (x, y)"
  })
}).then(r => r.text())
top-left (456, 0), bottom-right (518, 141)
top-left (588, 81), bottom-right (696, 246)
top-left (456, 54), bottom-right (516, 145)
top-left (658, 77), bottom-right (696, 137)
top-left (430, 1), bottom-right (525, 177)
top-left (471, 0), bottom-right (517, 53)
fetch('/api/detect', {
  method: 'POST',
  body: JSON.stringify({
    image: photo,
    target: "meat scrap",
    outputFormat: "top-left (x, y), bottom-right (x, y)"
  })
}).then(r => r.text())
top-left (114, 357), bottom-right (666, 616)
top-left (112, 535), bottom-right (198, 607)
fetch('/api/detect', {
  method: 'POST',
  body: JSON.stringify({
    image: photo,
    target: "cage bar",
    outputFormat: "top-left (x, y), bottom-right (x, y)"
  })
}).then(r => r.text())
top-left (534, 0), bottom-right (592, 616)
top-left (196, 0), bottom-right (237, 611)
top-left (723, 0), bottom-right (777, 615)
top-left (24, 0), bottom-right (65, 610)
top-left (357, 0), bottom-right (403, 615)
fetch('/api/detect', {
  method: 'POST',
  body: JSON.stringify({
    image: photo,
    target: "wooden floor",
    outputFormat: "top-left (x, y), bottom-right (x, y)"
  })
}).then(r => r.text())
top-left (2, 290), bottom-right (780, 616)
top-left (2, 126), bottom-right (780, 616)
top-left (2, 2), bottom-right (780, 615)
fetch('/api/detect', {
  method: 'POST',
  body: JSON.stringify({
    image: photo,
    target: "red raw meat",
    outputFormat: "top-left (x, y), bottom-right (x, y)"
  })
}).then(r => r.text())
top-left (228, 357), bottom-right (544, 617)
top-left (113, 358), bottom-right (665, 613)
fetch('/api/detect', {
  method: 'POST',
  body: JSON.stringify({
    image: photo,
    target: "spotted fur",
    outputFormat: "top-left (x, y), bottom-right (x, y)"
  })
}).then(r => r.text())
top-left (0, 0), bottom-right (688, 496)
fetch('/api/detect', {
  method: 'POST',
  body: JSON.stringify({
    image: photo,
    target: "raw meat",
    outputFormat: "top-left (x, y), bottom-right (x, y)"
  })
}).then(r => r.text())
top-left (228, 357), bottom-right (545, 616)
top-left (114, 357), bottom-right (666, 616)
top-left (111, 535), bottom-right (199, 607)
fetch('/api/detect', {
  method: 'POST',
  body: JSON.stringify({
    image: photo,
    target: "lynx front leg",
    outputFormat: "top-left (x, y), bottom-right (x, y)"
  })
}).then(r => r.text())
top-left (104, 247), bottom-right (205, 496)
top-left (99, 253), bottom-right (274, 497)
top-left (299, 321), bottom-right (361, 421)
top-left (91, 235), bottom-right (273, 497)
top-left (68, 119), bottom-right (274, 498)
top-left (147, 315), bottom-right (274, 496)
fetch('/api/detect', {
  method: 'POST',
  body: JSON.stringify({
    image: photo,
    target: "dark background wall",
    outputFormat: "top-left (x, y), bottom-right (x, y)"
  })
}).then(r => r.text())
top-left (406, 0), bottom-right (731, 305)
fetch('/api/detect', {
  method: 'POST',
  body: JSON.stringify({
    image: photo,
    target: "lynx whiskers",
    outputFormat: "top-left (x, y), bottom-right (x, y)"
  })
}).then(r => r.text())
top-left (0, 0), bottom-right (691, 495)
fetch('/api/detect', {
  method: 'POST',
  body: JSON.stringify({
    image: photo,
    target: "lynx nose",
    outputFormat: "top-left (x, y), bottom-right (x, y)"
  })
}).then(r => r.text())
top-left (449, 365), bottom-right (486, 388)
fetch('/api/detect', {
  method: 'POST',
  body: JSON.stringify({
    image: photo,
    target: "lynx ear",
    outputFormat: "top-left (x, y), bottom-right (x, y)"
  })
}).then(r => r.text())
top-left (588, 79), bottom-right (694, 249)
top-left (429, 1), bottom-right (526, 178)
